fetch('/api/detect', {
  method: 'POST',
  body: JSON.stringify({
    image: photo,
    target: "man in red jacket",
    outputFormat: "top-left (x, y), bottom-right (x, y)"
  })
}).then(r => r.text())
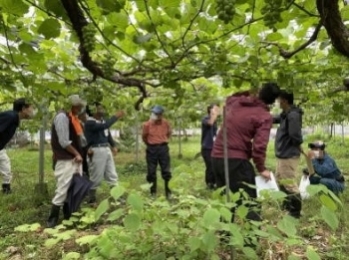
top-left (211, 83), bottom-right (280, 225)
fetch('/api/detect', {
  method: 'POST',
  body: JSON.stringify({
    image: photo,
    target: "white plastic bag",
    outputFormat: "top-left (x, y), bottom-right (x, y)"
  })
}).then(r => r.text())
top-left (299, 175), bottom-right (310, 200)
top-left (255, 172), bottom-right (279, 198)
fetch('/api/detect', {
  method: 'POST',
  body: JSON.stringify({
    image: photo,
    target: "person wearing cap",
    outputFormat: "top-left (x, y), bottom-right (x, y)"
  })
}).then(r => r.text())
top-left (142, 105), bottom-right (172, 199)
top-left (304, 141), bottom-right (345, 195)
top-left (47, 94), bottom-right (87, 228)
top-left (84, 102), bottom-right (125, 204)
top-left (273, 90), bottom-right (303, 218)
top-left (201, 104), bottom-right (219, 190)
top-left (0, 98), bottom-right (35, 194)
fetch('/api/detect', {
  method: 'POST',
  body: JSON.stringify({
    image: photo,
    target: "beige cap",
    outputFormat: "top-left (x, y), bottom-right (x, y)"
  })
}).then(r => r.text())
top-left (69, 95), bottom-right (86, 107)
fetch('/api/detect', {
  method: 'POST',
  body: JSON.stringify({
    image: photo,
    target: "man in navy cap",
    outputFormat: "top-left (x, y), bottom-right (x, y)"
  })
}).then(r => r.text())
top-left (142, 105), bottom-right (172, 199)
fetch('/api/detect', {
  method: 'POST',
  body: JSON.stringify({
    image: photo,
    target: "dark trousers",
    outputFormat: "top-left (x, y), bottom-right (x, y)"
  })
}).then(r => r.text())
top-left (146, 144), bottom-right (172, 183)
top-left (212, 157), bottom-right (261, 222)
top-left (82, 147), bottom-right (89, 178)
top-left (201, 149), bottom-right (215, 186)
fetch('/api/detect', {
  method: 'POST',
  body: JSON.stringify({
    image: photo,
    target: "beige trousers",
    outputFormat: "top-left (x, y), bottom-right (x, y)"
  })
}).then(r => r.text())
top-left (52, 160), bottom-right (82, 206)
top-left (0, 150), bottom-right (11, 184)
top-left (275, 157), bottom-right (300, 193)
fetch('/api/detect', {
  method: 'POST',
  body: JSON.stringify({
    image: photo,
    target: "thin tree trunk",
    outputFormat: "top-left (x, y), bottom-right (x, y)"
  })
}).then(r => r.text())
top-left (39, 103), bottom-right (48, 184)
top-left (178, 118), bottom-right (183, 158)
top-left (135, 113), bottom-right (140, 163)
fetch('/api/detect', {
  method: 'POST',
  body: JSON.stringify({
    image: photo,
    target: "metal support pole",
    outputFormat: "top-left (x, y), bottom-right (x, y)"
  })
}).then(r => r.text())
top-left (223, 105), bottom-right (235, 259)
top-left (135, 112), bottom-right (140, 163)
top-left (178, 117), bottom-right (183, 158)
top-left (38, 122), bottom-right (45, 184)
top-left (35, 100), bottom-right (49, 198)
top-left (222, 106), bottom-right (230, 203)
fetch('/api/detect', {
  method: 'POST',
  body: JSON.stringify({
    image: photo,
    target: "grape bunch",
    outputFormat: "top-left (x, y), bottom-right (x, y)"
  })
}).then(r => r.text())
top-left (101, 56), bottom-right (116, 78)
top-left (261, 0), bottom-right (284, 30)
top-left (82, 24), bottom-right (97, 52)
top-left (215, 0), bottom-right (236, 24)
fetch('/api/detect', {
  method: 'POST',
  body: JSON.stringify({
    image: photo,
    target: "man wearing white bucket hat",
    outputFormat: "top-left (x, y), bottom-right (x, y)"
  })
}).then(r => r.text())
top-left (47, 94), bottom-right (87, 228)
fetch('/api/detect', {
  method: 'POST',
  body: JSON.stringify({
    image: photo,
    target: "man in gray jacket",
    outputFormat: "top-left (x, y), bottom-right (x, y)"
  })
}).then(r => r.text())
top-left (274, 90), bottom-right (303, 218)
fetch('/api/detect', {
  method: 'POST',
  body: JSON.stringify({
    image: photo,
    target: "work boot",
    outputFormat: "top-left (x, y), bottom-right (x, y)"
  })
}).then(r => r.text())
top-left (62, 202), bottom-right (70, 220)
top-left (47, 204), bottom-right (60, 228)
top-left (150, 180), bottom-right (157, 197)
top-left (164, 180), bottom-right (172, 200)
top-left (2, 184), bottom-right (11, 194)
top-left (88, 189), bottom-right (97, 204)
top-left (207, 183), bottom-right (215, 190)
top-left (288, 193), bottom-right (302, 219)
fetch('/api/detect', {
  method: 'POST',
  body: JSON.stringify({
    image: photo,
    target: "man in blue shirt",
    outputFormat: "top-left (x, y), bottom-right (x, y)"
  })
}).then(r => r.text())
top-left (84, 102), bottom-right (124, 204)
top-left (0, 98), bottom-right (35, 194)
top-left (201, 104), bottom-right (219, 190)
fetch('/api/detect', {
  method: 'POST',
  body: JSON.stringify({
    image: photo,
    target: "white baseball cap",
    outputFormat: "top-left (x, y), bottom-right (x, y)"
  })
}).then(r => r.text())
top-left (69, 95), bottom-right (86, 107)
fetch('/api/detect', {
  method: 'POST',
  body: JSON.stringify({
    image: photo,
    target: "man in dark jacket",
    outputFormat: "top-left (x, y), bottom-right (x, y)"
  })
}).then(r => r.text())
top-left (0, 98), bottom-right (35, 194)
top-left (201, 104), bottom-right (219, 190)
top-left (47, 95), bottom-right (86, 228)
top-left (211, 83), bottom-right (280, 224)
top-left (274, 90), bottom-right (303, 218)
top-left (84, 102), bottom-right (124, 204)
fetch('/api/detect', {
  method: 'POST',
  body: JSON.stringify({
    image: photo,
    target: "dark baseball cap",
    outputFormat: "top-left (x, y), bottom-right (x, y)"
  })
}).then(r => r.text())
top-left (151, 105), bottom-right (164, 114)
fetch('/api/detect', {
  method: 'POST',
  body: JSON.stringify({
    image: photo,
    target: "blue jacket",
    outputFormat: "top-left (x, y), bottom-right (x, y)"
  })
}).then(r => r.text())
top-left (84, 116), bottom-right (118, 147)
top-left (312, 154), bottom-right (341, 179)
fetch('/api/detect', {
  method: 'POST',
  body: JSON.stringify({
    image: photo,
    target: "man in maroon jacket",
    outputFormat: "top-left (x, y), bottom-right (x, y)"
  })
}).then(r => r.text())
top-left (211, 83), bottom-right (280, 225)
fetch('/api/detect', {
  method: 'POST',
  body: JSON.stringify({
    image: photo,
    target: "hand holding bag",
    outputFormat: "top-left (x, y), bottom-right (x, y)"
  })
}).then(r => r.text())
top-left (299, 175), bottom-right (310, 200)
top-left (255, 172), bottom-right (279, 198)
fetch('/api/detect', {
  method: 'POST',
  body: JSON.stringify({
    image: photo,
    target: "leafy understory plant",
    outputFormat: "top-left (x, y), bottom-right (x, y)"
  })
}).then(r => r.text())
top-left (14, 180), bottom-right (341, 260)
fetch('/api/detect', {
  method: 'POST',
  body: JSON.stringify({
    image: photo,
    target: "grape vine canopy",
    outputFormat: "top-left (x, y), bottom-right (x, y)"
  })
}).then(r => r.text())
top-left (0, 0), bottom-right (349, 112)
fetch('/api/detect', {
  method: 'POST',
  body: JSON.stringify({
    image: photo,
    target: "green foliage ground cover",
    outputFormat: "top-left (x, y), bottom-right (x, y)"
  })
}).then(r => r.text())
top-left (0, 134), bottom-right (348, 259)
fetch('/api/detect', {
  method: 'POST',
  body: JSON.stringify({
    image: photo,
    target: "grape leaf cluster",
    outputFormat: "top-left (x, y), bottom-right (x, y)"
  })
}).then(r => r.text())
top-left (84, 86), bottom-right (103, 103)
top-left (101, 56), bottom-right (116, 78)
top-left (261, 0), bottom-right (284, 31)
top-left (4, 76), bottom-right (14, 85)
top-left (82, 25), bottom-right (97, 52)
top-left (215, 0), bottom-right (236, 24)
